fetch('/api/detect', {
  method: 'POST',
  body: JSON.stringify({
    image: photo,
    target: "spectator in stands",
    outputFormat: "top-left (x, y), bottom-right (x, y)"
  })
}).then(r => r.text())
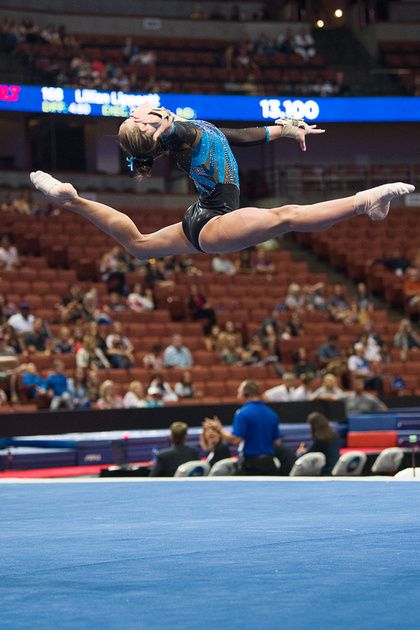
top-left (106, 292), bottom-right (127, 313)
top-left (45, 359), bottom-right (73, 410)
top-left (105, 333), bottom-right (134, 369)
top-left (394, 318), bottom-right (420, 353)
top-left (8, 302), bottom-right (35, 337)
top-left (96, 379), bottom-right (124, 409)
top-left (127, 282), bottom-right (154, 312)
top-left (327, 284), bottom-right (356, 324)
top-left (291, 373), bottom-right (314, 401)
top-left (306, 282), bottom-right (326, 311)
top-left (1, 325), bottom-right (20, 357)
top-left (294, 27), bottom-right (316, 61)
top-left (150, 421), bottom-right (199, 477)
top-left (76, 335), bottom-right (110, 369)
top-left (0, 293), bottom-right (16, 326)
top-left (296, 412), bottom-right (340, 475)
top-left (252, 249), bottom-right (275, 274)
top-left (292, 347), bottom-right (316, 378)
top-left (219, 335), bottom-right (242, 365)
top-left (163, 334), bottom-right (193, 368)
top-left (205, 380), bottom-right (281, 475)
top-left (259, 309), bottom-right (282, 356)
top-left (123, 380), bottom-right (147, 408)
top-left (347, 342), bottom-right (384, 395)
top-left (220, 320), bottom-right (243, 348)
top-left (345, 376), bottom-right (387, 416)
top-left (145, 259), bottom-right (175, 287)
top-left (276, 27), bottom-right (295, 54)
top-left (373, 247), bottom-right (410, 276)
top-left (147, 373), bottom-right (178, 402)
top-left (0, 235), bottom-right (19, 270)
top-left (67, 366), bottom-right (91, 409)
top-left (20, 362), bottom-right (46, 400)
top-left (85, 365), bottom-right (100, 403)
top-left (263, 372), bottom-right (296, 402)
top-left (355, 282), bottom-right (374, 316)
top-left (211, 253), bottom-right (237, 275)
top-left (58, 283), bottom-right (85, 323)
top-left (281, 311), bottom-right (304, 339)
top-left (174, 370), bottom-right (198, 399)
top-left (237, 248), bottom-right (253, 274)
top-left (403, 267), bottom-right (420, 321)
top-left (285, 283), bottom-right (305, 311)
top-left (52, 325), bottom-right (74, 353)
top-left (143, 343), bottom-right (164, 370)
top-left (23, 317), bottom-right (51, 355)
top-left (317, 334), bottom-right (342, 370)
top-left (200, 421), bottom-right (231, 467)
top-left (311, 373), bottom-right (344, 401)
top-left (188, 284), bottom-right (216, 335)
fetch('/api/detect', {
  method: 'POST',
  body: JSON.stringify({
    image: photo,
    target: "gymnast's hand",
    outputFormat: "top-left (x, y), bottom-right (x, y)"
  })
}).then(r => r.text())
top-left (275, 118), bottom-right (325, 152)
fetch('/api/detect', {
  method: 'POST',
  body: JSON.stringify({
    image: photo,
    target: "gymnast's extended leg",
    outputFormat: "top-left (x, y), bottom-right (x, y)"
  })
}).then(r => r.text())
top-left (198, 182), bottom-right (415, 254)
top-left (30, 171), bottom-right (198, 258)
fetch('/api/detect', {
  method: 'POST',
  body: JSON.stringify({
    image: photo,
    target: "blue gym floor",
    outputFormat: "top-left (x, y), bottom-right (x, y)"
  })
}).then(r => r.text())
top-left (2, 479), bottom-right (420, 630)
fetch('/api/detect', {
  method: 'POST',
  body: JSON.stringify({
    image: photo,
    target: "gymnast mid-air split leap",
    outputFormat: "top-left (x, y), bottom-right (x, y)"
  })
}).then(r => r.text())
top-left (30, 102), bottom-right (414, 259)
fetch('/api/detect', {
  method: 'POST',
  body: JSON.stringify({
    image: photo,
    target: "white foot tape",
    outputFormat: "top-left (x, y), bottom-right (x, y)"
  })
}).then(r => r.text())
top-left (29, 170), bottom-right (77, 203)
top-left (354, 182), bottom-right (415, 221)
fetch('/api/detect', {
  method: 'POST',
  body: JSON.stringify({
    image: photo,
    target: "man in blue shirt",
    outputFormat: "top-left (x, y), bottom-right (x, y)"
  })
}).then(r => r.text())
top-left (205, 380), bottom-right (282, 475)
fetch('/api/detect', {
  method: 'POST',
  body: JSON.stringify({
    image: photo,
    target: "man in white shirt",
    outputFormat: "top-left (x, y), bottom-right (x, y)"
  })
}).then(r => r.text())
top-left (8, 302), bottom-right (35, 335)
top-left (263, 373), bottom-right (296, 402)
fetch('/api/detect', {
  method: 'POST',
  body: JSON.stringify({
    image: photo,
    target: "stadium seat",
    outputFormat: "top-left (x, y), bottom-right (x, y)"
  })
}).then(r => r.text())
top-left (174, 461), bottom-right (210, 477)
top-left (289, 453), bottom-right (326, 477)
top-left (208, 458), bottom-right (239, 477)
top-left (371, 447), bottom-right (404, 475)
top-left (332, 451), bottom-right (367, 476)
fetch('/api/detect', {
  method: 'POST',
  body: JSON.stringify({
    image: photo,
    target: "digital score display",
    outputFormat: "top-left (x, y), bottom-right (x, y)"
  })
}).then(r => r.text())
top-left (1, 83), bottom-right (420, 123)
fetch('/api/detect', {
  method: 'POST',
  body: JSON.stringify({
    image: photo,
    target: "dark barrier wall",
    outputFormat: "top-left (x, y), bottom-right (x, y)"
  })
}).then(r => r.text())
top-left (0, 400), bottom-right (347, 437)
top-left (1, 397), bottom-right (418, 438)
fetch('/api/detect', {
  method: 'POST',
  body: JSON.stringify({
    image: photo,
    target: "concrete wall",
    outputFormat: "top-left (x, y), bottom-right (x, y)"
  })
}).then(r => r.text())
top-left (0, 0), bottom-right (263, 20)
top-left (0, 8), bottom-right (302, 40)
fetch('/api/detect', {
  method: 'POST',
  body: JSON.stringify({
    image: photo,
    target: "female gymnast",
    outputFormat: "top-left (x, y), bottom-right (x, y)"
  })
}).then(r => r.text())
top-left (30, 102), bottom-right (414, 259)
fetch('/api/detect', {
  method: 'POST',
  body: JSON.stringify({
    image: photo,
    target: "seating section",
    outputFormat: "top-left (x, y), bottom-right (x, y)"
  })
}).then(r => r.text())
top-left (16, 33), bottom-right (332, 95)
top-left (1, 202), bottom-right (420, 411)
top-left (379, 41), bottom-right (420, 94)
top-left (294, 207), bottom-right (420, 312)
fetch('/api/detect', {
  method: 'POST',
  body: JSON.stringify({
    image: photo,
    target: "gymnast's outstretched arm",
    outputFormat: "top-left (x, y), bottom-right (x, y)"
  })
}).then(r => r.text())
top-left (221, 118), bottom-right (325, 151)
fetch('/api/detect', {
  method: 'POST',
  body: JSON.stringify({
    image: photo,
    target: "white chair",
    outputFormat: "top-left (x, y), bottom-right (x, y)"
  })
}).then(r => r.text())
top-left (289, 452), bottom-right (326, 477)
top-left (332, 451), bottom-right (367, 476)
top-left (174, 460), bottom-right (210, 477)
top-left (208, 457), bottom-right (239, 477)
top-left (371, 447), bottom-right (404, 475)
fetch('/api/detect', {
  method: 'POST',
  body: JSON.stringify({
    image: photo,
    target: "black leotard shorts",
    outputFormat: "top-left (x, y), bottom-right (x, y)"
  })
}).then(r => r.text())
top-left (182, 183), bottom-right (240, 252)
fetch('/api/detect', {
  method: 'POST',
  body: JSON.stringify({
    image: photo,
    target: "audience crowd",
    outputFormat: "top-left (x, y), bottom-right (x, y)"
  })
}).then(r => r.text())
top-left (0, 192), bottom-right (419, 412)
top-left (1, 14), bottom-right (348, 97)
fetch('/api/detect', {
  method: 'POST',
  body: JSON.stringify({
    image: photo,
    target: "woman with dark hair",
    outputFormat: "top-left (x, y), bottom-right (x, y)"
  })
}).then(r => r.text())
top-left (30, 102), bottom-right (413, 259)
top-left (297, 412), bottom-right (340, 475)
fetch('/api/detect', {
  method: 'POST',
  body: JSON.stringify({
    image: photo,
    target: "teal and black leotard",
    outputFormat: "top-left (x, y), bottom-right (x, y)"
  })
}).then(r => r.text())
top-left (160, 120), bottom-right (270, 251)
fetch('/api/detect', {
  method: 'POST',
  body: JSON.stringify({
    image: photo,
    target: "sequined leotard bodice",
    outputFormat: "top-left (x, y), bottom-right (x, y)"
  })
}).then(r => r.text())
top-left (161, 120), bottom-right (269, 205)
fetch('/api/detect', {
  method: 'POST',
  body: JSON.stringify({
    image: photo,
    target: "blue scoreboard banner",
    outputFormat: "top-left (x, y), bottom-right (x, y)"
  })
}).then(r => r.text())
top-left (1, 83), bottom-right (420, 122)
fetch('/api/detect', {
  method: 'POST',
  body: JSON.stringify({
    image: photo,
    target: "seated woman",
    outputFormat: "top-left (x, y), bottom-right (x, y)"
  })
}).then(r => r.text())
top-left (123, 380), bottom-right (147, 408)
top-left (200, 421), bottom-right (231, 468)
top-left (174, 370), bottom-right (200, 399)
top-left (296, 412), bottom-right (340, 475)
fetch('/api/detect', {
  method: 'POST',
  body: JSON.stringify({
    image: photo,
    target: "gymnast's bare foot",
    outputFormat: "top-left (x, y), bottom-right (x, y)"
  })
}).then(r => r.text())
top-left (354, 182), bottom-right (415, 221)
top-left (30, 171), bottom-right (78, 204)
